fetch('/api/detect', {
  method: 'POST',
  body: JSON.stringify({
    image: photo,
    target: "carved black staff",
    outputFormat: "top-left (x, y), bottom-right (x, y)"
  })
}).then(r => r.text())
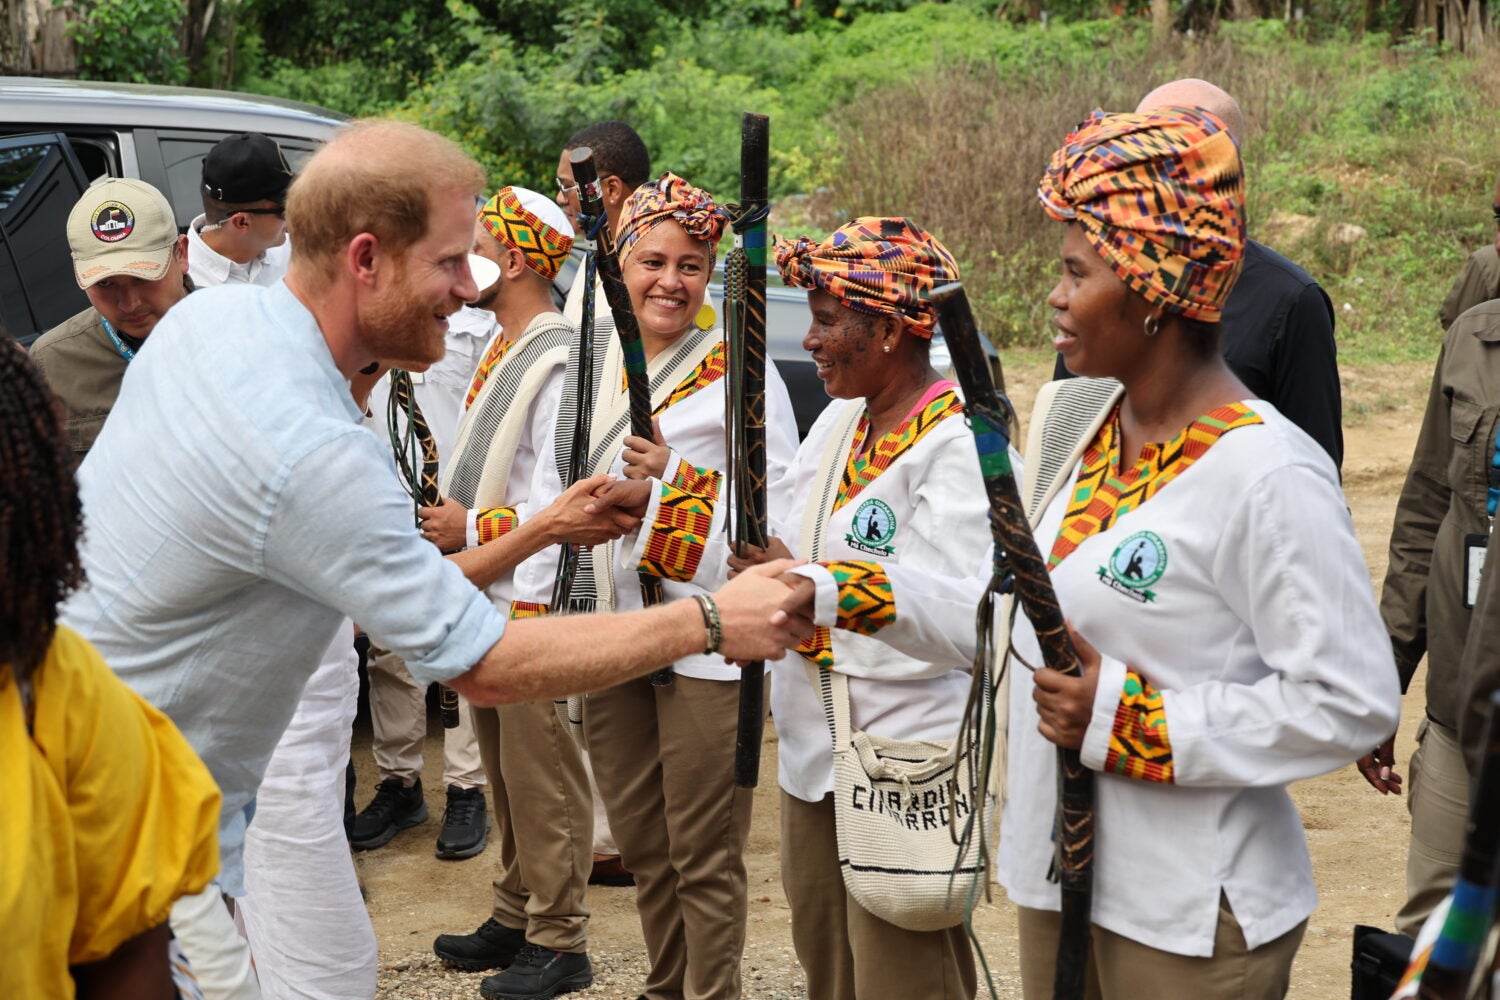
top-left (570, 147), bottom-right (671, 685)
top-left (725, 112), bottom-right (771, 788)
top-left (931, 282), bottom-right (1093, 1000)
top-left (549, 208), bottom-right (603, 614)
top-left (387, 370), bottom-right (462, 729)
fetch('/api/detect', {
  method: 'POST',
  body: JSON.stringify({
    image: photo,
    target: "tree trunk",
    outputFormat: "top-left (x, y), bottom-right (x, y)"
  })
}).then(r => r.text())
top-left (1152, 0), bottom-right (1172, 42)
top-left (3, 0), bottom-right (76, 75)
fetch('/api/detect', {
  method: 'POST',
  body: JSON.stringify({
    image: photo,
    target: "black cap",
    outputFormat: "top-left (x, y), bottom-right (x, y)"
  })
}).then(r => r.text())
top-left (202, 132), bottom-right (293, 204)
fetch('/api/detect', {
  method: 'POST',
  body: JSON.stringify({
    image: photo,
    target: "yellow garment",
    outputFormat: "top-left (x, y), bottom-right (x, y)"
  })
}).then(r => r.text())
top-left (1, 625), bottom-right (220, 998)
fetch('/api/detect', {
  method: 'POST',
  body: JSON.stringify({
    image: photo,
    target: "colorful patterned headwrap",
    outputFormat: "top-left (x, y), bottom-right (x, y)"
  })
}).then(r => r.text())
top-left (773, 218), bottom-right (959, 339)
top-left (616, 172), bottom-right (727, 268)
top-left (479, 186), bottom-right (574, 282)
top-left (1037, 107), bottom-right (1245, 323)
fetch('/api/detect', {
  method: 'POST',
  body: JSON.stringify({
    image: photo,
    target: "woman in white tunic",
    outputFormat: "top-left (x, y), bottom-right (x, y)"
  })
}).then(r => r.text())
top-left (581, 172), bottom-right (799, 1000)
top-left (598, 217), bottom-right (989, 1000)
top-left (998, 107), bottom-right (1401, 998)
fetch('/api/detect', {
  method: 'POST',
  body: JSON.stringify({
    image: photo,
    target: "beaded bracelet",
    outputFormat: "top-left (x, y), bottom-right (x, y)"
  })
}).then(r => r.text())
top-left (692, 593), bottom-right (722, 655)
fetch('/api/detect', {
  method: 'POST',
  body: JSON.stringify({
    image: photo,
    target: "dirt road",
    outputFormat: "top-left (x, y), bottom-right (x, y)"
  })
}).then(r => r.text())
top-left (362, 356), bottom-right (1436, 999)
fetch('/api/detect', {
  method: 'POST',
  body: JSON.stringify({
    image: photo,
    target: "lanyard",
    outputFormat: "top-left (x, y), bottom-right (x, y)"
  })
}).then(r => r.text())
top-left (1487, 422), bottom-right (1499, 521)
top-left (101, 318), bottom-right (136, 362)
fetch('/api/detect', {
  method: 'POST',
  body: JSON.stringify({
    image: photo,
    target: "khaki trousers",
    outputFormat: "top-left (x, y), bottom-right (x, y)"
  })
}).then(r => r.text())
top-left (473, 698), bottom-right (592, 952)
top-left (367, 644), bottom-right (485, 788)
top-left (585, 674), bottom-right (760, 1000)
top-left (1397, 717), bottom-right (1470, 936)
top-left (780, 792), bottom-right (976, 1000)
top-left (1016, 894), bottom-right (1305, 1000)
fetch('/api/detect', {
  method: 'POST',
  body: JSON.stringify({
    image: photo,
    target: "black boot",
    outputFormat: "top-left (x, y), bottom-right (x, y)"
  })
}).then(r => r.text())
top-left (349, 777), bottom-right (426, 850)
top-left (479, 943), bottom-right (593, 999)
top-left (435, 784), bottom-right (489, 860)
top-left (433, 917), bottom-right (525, 971)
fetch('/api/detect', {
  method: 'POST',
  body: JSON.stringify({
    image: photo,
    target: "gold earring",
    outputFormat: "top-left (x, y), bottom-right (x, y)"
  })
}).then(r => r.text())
top-left (695, 302), bottom-right (717, 330)
top-left (882, 344), bottom-right (892, 353)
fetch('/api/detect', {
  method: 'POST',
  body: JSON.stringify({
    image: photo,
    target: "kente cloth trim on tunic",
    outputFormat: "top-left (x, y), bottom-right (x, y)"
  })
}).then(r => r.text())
top-left (509, 601), bottom-right (548, 619)
top-left (476, 506), bottom-right (519, 545)
top-left (795, 560), bottom-right (898, 670)
top-left (1106, 669), bottom-right (1174, 784)
top-left (615, 340), bottom-right (728, 414)
top-left (638, 483), bottom-right (715, 583)
top-left (465, 336), bottom-right (514, 410)
top-left (825, 560), bottom-right (897, 636)
top-left (667, 456), bottom-right (722, 502)
top-left (1048, 402), bottom-right (1263, 569)
top-left (836, 388), bottom-right (963, 512)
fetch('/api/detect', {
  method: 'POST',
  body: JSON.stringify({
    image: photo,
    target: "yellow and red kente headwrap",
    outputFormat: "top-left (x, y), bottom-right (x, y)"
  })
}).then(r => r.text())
top-left (479, 186), bottom-right (575, 282)
top-left (1037, 107), bottom-right (1245, 323)
top-left (774, 218), bottom-right (959, 339)
top-left (616, 172), bottom-right (726, 268)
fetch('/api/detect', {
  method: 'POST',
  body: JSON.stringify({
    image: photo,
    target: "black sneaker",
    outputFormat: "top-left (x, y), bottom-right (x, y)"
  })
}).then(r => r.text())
top-left (433, 917), bottom-right (525, 971)
top-left (479, 943), bottom-right (592, 1000)
top-left (350, 777), bottom-right (427, 851)
top-left (436, 784), bottom-right (489, 860)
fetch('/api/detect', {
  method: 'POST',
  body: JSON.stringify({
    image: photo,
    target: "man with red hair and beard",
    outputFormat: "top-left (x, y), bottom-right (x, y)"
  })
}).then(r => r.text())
top-left (59, 120), bottom-right (814, 1000)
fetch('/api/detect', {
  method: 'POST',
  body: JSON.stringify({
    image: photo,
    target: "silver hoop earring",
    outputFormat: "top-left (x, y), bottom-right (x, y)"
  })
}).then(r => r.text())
top-left (1143, 314), bottom-right (1161, 338)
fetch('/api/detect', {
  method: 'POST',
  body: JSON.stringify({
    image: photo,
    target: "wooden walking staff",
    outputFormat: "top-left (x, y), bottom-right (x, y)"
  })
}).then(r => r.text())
top-left (725, 112), bottom-right (771, 788)
top-left (569, 147), bottom-right (672, 685)
top-left (930, 283), bottom-right (1094, 1000)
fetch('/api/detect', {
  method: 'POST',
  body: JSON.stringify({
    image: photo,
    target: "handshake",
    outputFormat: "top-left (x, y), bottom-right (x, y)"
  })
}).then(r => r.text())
top-left (420, 473), bottom-right (818, 663)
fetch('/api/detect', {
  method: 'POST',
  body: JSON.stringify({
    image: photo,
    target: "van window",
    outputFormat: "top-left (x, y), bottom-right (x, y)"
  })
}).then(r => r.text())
top-left (157, 131), bottom-right (321, 230)
top-left (0, 134), bottom-right (89, 343)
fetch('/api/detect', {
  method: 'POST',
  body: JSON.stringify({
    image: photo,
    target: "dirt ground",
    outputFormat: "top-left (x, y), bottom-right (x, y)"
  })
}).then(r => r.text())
top-left (361, 355), bottom-right (1438, 999)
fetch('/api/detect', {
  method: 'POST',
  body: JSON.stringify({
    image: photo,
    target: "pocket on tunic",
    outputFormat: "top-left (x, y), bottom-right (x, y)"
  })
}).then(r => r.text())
top-left (1449, 395), bottom-right (1483, 443)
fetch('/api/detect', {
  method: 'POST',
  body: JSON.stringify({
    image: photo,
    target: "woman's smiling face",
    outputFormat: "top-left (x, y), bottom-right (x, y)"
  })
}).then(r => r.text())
top-left (622, 220), bottom-right (711, 341)
top-left (801, 288), bottom-right (896, 401)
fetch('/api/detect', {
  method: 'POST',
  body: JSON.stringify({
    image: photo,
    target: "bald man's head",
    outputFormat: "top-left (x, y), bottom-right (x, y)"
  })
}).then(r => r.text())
top-left (287, 119), bottom-right (485, 281)
top-left (1136, 78), bottom-right (1245, 146)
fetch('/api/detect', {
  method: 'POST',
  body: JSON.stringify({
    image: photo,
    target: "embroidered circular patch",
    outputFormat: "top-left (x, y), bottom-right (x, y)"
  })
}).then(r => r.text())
top-left (91, 201), bottom-right (135, 243)
top-left (846, 497), bottom-right (897, 555)
top-left (1108, 531), bottom-right (1167, 590)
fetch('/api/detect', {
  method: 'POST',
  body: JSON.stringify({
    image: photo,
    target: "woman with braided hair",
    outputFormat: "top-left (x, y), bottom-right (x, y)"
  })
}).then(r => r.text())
top-left (0, 341), bottom-right (221, 999)
top-left (997, 108), bottom-right (1400, 997)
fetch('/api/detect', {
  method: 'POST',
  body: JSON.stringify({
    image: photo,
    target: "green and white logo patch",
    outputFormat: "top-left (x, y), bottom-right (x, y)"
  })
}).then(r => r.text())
top-left (846, 497), bottom-right (897, 556)
top-left (1098, 530), bottom-right (1167, 603)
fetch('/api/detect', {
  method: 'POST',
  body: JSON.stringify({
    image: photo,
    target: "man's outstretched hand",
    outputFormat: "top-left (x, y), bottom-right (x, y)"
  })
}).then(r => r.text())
top-left (541, 474), bottom-right (642, 546)
top-left (713, 559), bottom-right (817, 662)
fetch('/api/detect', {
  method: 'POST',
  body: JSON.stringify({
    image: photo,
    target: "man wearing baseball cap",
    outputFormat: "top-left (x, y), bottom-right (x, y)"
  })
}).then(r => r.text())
top-left (30, 177), bottom-right (190, 457)
top-left (187, 132), bottom-right (293, 288)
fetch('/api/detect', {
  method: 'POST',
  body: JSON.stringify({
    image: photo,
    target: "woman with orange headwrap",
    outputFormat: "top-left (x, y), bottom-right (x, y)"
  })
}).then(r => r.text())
top-left (582, 172), bottom-right (800, 1000)
top-left (997, 108), bottom-right (1400, 997)
top-left (601, 217), bottom-right (996, 1000)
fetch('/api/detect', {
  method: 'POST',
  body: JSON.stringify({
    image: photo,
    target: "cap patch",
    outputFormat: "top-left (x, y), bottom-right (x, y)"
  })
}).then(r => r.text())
top-left (91, 201), bottom-right (136, 243)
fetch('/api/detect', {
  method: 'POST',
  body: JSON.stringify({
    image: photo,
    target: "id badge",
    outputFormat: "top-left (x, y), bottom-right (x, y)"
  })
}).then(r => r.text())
top-left (1465, 533), bottom-right (1488, 609)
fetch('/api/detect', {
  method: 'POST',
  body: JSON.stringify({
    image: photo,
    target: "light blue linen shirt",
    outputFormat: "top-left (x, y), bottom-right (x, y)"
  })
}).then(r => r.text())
top-left (61, 281), bottom-right (508, 895)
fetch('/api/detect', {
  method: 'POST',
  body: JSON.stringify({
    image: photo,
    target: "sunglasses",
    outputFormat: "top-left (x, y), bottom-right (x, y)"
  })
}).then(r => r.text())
top-left (237, 205), bottom-right (286, 219)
